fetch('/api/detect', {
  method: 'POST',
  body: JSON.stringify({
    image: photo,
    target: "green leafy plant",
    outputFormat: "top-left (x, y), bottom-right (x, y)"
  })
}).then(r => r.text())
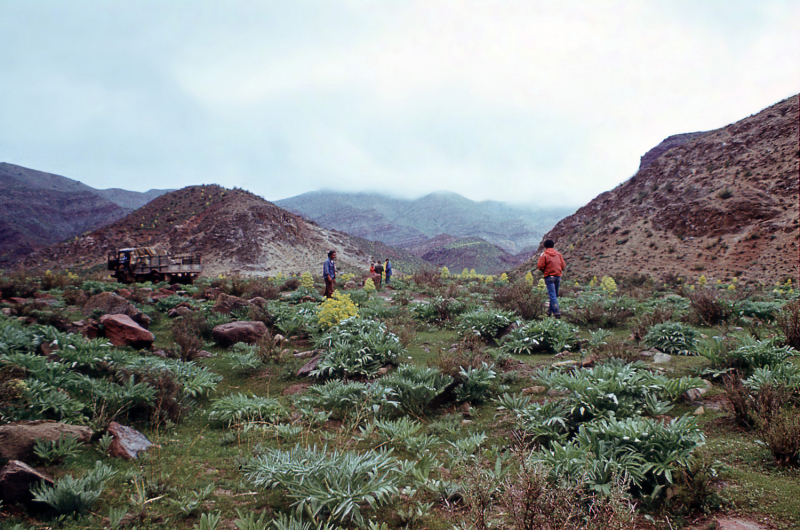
top-left (33, 434), bottom-right (85, 466)
top-left (378, 364), bottom-right (453, 416)
top-left (454, 363), bottom-right (499, 404)
top-left (243, 445), bottom-right (403, 526)
top-left (30, 461), bottom-right (116, 517)
top-left (208, 393), bottom-right (287, 427)
top-left (312, 317), bottom-right (404, 379)
top-left (458, 309), bottom-right (516, 340)
top-left (500, 318), bottom-right (577, 354)
top-left (300, 380), bottom-right (398, 421)
top-left (643, 322), bottom-right (700, 355)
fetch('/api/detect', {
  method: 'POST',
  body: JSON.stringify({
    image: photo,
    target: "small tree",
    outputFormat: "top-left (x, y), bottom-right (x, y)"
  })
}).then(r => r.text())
top-left (441, 266), bottom-right (450, 278)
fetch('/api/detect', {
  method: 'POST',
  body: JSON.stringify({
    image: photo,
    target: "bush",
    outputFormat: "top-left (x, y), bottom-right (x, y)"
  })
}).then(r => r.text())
top-left (777, 299), bottom-right (800, 349)
top-left (565, 293), bottom-right (634, 328)
top-left (493, 281), bottom-right (546, 320)
top-left (643, 322), bottom-right (699, 355)
top-left (300, 380), bottom-right (398, 421)
top-left (317, 292), bottom-right (359, 329)
top-left (31, 461), bottom-right (115, 517)
top-left (411, 297), bottom-right (467, 324)
top-left (686, 289), bottom-right (734, 325)
top-left (243, 445), bottom-right (403, 525)
top-left (379, 364), bottom-right (453, 416)
top-left (728, 337), bottom-right (795, 372)
top-left (453, 362), bottom-right (498, 404)
top-left (457, 309), bottom-right (515, 340)
top-left (208, 393), bottom-right (286, 427)
top-left (500, 319), bottom-right (577, 354)
top-left (757, 410), bottom-right (800, 465)
top-left (312, 318), bottom-right (404, 379)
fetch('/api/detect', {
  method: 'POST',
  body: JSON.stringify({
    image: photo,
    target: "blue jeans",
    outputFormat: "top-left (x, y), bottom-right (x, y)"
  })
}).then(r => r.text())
top-left (544, 276), bottom-right (561, 316)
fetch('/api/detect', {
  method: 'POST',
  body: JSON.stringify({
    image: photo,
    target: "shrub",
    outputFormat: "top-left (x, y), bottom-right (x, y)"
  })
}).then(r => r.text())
top-left (170, 317), bottom-right (204, 361)
top-left (31, 461), bottom-right (115, 517)
top-left (317, 292), bottom-right (359, 329)
top-left (454, 363), bottom-right (498, 404)
top-left (379, 364), bottom-right (453, 416)
top-left (757, 410), bottom-right (800, 465)
top-left (777, 299), bottom-right (800, 349)
top-left (312, 318), bottom-right (404, 379)
top-left (33, 434), bottom-right (85, 466)
top-left (300, 380), bottom-right (398, 421)
top-left (458, 309), bottom-right (515, 340)
top-left (686, 289), bottom-right (734, 325)
top-left (411, 297), bottom-right (467, 324)
top-left (243, 445), bottom-right (403, 525)
top-left (728, 337), bottom-right (795, 372)
top-left (643, 322), bottom-right (699, 355)
top-left (208, 393), bottom-right (286, 427)
top-left (565, 293), bottom-right (634, 328)
top-left (227, 343), bottom-right (263, 373)
top-left (492, 281), bottom-right (546, 320)
top-left (500, 319), bottom-right (577, 354)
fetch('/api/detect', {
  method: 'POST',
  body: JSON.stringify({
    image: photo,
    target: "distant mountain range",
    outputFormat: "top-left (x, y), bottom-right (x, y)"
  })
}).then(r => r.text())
top-left (0, 163), bottom-right (171, 267)
top-left (276, 190), bottom-right (574, 273)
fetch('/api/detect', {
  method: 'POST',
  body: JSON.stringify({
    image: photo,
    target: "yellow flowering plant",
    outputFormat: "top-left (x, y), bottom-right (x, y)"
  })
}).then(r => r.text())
top-left (318, 292), bottom-right (359, 329)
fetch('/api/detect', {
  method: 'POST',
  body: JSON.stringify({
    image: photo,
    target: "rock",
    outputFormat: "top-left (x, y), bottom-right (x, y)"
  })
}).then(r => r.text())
top-left (653, 352), bottom-right (672, 364)
top-left (274, 334), bottom-right (285, 344)
top-left (684, 379), bottom-right (713, 401)
top-left (248, 297), bottom-right (269, 308)
top-left (100, 314), bottom-right (155, 348)
top-left (117, 288), bottom-right (132, 299)
top-left (460, 419), bottom-right (473, 426)
top-left (0, 421), bottom-right (93, 462)
top-left (715, 518), bottom-right (768, 530)
top-left (212, 321), bottom-right (268, 347)
top-left (579, 355), bottom-right (599, 368)
top-left (0, 460), bottom-right (54, 507)
top-left (547, 389), bottom-right (569, 398)
top-left (293, 350), bottom-right (316, 358)
top-left (344, 281), bottom-right (357, 290)
top-left (83, 292), bottom-right (151, 328)
top-left (639, 348), bottom-right (659, 357)
top-left (1, 308), bottom-right (11, 316)
top-left (521, 386), bottom-right (547, 395)
top-left (107, 422), bottom-right (153, 460)
top-left (167, 306), bottom-right (193, 318)
top-left (9, 297), bottom-right (28, 305)
top-left (693, 406), bottom-right (705, 415)
top-left (297, 353), bottom-right (324, 377)
top-left (214, 293), bottom-right (249, 314)
top-left (193, 350), bottom-right (215, 358)
top-left (552, 360), bottom-right (577, 368)
top-left (377, 366), bottom-right (390, 376)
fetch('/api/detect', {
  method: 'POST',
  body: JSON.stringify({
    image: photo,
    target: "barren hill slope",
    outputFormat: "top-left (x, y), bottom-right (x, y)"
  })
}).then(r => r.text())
top-left (21, 185), bottom-right (381, 278)
top-left (522, 94), bottom-right (799, 285)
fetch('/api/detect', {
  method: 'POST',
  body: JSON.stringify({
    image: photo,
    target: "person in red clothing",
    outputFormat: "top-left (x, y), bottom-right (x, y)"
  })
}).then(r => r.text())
top-left (537, 239), bottom-right (566, 318)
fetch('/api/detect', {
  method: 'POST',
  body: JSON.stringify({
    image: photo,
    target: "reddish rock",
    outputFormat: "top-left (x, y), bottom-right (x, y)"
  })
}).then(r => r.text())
top-left (117, 288), bottom-right (132, 298)
top-left (214, 293), bottom-right (249, 314)
top-left (107, 422), bottom-right (153, 460)
top-left (167, 306), bottom-right (193, 318)
top-left (0, 421), bottom-right (93, 462)
top-left (715, 518), bottom-right (768, 530)
top-left (9, 297), bottom-right (28, 305)
top-left (83, 292), bottom-right (151, 329)
top-left (0, 460), bottom-right (54, 507)
top-left (212, 321), bottom-right (268, 347)
top-left (100, 314), bottom-right (155, 348)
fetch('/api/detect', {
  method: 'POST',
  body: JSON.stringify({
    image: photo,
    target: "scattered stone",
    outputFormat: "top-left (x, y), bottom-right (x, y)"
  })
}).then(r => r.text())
top-left (167, 306), bottom-right (193, 318)
top-left (552, 360), bottom-right (577, 368)
top-left (521, 386), bottom-right (547, 395)
top-left (0, 460), bottom-right (54, 507)
top-left (377, 366), bottom-right (391, 376)
top-left (652, 352), bottom-right (672, 364)
top-left (0, 421), bottom-right (93, 462)
top-left (461, 419), bottom-right (473, 426)
top-left (214, 293), bottom-right (250, 315)
top-left (212, 321), bottom-right (268, 347)
top-left (579, 355), bottom-right (599, 368)
top-left (107, 422), bottom-right (153, 460)
top-left (1, 308), bottom-right (11, 316)
top-left (274, 334), bottom-right (285, 344)
top-left (9, 297), bottom-right (28, 305)
top-left (83, 292), bottom-right (151, 328)
top-left (547, 389), bottom-right (569, 398)
top-left (639, 348), bottom-right (659, 357)
top-left (343, 281), bottom-right (357, 290)
top-left (193, 350), bottom-right (215, 358)
top-left (693, 406), bottom-right (705, 415)
top-left (297, 353), bottom-right (324, 377)
top-left (294, 350), bottom-right (316, 359)
top-left (684, 379), bottom-right (713, 401)
top-left (248, 297), bottom-right (269, 308)
top-left (715, 517), bottom-right (768, 530)
top-left (117, 288), bottom-right (132, 299)
top-left (100, 314), bottom-right (155, 348)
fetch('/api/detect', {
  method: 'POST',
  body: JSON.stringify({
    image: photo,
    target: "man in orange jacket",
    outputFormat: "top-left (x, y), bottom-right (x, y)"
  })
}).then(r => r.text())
top-left (537, 239), bottom-right (566, 318)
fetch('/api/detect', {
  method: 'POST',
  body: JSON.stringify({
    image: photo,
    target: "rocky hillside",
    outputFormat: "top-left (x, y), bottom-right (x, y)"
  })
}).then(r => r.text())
top-left (522, 94), bottom-right (799, 285)
top-left (19, 185), bottom-right (385, 278)
top-left (0, 163), bottom-right (170, 268)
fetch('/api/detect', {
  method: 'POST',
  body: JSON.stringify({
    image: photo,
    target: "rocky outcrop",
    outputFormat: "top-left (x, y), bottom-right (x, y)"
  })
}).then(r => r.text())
top-left (0, 460), bottom-right (54, 507)
top-left (107, 422), bottom-right (153, 460)
top-left (525, 94), bottom-right (799, 285)
top-left (99, 314), bottom-right (155, 348)
top-left (83, 292), bottom-right (150, 328)
top-left (212, 321), bottom-right (268, 347)
top-left (0, 421), bottom-right (93, 462)
top-left (214, 293), bottom-right (249, 314)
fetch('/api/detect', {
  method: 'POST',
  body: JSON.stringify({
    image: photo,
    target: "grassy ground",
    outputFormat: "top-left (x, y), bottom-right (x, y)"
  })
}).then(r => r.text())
top-left (1, 276), bottom-right (799, 529)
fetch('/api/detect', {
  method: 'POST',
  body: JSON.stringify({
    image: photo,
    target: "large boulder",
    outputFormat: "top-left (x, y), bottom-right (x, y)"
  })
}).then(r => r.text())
top-left (83, 292), bottom-right (151, 329)
top-left (107, 422), bottom-right (152, 460)
top-left (212, 321), bottom-right (268, 347)
top-left (0, 460), bottom-right (54, 507)
top-left (0, 421), bottom-right (93, 462)
top-left (100, 314), bottom-right (155, 348)
top-left (214, 293), bottom-right (249, 315)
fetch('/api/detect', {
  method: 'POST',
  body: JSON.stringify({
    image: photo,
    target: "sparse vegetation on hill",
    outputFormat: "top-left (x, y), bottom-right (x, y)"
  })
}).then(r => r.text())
top-left (2, 266), bottom-right (799, 529)
top-left (527, 94), bottom-right (799, 286)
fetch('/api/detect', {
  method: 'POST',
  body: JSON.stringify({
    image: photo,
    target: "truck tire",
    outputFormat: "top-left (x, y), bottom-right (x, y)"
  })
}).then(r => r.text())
top-left (150, 271), bottom-right (163, 284)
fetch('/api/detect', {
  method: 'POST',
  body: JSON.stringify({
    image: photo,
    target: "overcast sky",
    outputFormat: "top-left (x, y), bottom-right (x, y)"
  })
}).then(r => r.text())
top-left (1, 1), bottom-right (798, 207)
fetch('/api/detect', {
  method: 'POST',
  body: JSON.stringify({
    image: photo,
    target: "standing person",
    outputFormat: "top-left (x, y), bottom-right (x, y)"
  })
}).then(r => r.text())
top-left (369, 261), bottom-right (375, 274)
top-left (384, 258), bottom-right (393, 285)
top-left (373, 260), bottom-right (384, 287)
top-left (537, 239), bottom-right (566, 318)
top-left (323, 250), bottom-right (337, 298)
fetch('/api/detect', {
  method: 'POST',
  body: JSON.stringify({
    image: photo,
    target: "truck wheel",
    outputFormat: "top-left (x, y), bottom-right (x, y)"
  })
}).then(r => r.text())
top-left (150, 272), bottom-right (163, 284)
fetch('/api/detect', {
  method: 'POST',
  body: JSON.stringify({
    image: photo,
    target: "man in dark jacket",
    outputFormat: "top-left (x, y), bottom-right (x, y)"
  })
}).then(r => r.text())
top-left (323, 250), bottom-right (337, 298)
top-left (537, 239), bottom-right (566, 318)
top-left (384, 259), bottom-right (393, 285)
